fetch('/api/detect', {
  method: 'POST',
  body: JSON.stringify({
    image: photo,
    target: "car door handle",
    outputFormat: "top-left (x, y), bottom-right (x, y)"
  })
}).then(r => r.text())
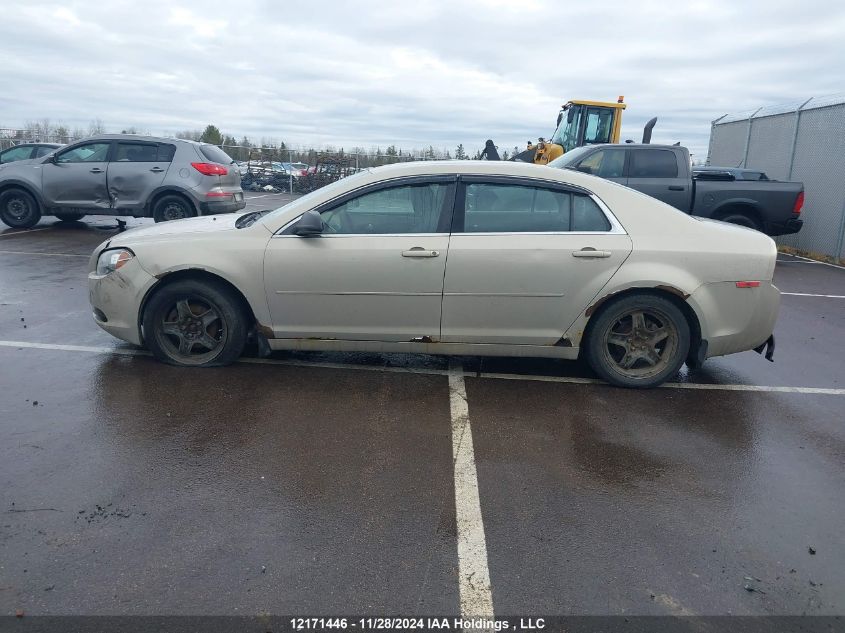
top-left (668, 185), bottom-right (685, 191)
top-left (572, 248), bottom-right (611, 258)
top-left (402, 248), bottom-right (439, 258)
top-left (90, 167), bottom-right (104, 174)
top-left (150, 167), bottom-right (164, 173)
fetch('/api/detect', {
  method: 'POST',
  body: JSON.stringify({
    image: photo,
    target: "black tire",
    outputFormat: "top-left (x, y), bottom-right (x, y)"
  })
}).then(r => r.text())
top-left (143, 279), bottom-right (248, 367)
top-left (0, 188), bottom-right (41, 229)
top-left (584, 293), bottom-right (690, 388)
top-left (54, 212), bottom-right (86, 222)
top-left (152, 194), bottom-right (196, 223)
top-left (718, 212), bottom-right (761, 232)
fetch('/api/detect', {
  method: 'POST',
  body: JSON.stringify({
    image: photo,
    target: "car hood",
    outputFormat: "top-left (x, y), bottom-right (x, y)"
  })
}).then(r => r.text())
top-left (117, 213), bottom-right (244, 241)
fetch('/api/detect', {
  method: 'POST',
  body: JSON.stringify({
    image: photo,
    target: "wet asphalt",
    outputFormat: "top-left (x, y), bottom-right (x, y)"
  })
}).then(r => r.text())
top-left (0, 195), bottom-right (843, 617)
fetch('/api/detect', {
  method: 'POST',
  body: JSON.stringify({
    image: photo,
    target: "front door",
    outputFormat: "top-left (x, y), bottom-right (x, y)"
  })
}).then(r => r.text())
top-left (41, 141), bottom-right (112, 210)
top-left (441, 178), bottom-right (633, 345)
top-left (263, 178), bottom-right (455, 342)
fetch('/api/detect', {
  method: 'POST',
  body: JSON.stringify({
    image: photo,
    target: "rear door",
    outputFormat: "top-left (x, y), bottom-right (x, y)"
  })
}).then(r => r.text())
top-left (41, 141), bottom-right (112, 210)
top-left (441, 177), bottom-right (633, 345)
top-left (626, 148), bottom-right (691, 211)
top-left (107, 141), bottom-right (173, 212)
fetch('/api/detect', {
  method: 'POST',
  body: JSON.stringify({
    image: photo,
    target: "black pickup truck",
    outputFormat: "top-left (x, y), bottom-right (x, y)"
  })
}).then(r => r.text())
top-left (549, 144), bottom-right (804, 236)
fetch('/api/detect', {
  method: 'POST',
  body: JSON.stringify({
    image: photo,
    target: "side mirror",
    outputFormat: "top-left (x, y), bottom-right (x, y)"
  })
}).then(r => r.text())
top-left (567, 109), bottom-right (575, 124)
top-left (292, 209), bottom-right (323, 236)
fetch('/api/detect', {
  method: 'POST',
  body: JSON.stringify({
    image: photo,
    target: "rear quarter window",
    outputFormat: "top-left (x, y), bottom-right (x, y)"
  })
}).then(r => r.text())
top-left (199, 144), bottom-right (234, 165)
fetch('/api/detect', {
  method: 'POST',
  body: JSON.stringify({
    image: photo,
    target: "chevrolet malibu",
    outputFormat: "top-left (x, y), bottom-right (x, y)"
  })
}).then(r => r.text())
top-left (88, 161), bottom-right (779, 388)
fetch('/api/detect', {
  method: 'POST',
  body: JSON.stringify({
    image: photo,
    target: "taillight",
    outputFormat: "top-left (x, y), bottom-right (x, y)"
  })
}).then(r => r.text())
top-left (736, 281), bottom-right (761, 288)
top-left (191, 162), bottom-right (228, 176)
top-left (793, 191), bottom-right (804, 214)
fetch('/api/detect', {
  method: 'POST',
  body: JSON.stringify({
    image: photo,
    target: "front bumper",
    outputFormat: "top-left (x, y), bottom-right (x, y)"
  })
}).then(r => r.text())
top-left (88, 257), bottom-right (157, 346)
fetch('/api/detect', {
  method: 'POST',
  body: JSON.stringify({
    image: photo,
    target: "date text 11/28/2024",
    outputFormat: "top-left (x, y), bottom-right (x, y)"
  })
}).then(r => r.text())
top-left (290, 617), bottom-right (546, 631)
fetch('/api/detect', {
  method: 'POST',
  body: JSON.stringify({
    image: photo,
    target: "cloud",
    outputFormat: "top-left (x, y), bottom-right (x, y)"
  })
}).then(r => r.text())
top-left (0, 0), bottom-right (843, 159)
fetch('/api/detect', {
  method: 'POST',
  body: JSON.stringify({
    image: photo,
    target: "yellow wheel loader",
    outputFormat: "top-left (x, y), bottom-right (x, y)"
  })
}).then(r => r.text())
top-left (506, 96), bottom-right (656, 164)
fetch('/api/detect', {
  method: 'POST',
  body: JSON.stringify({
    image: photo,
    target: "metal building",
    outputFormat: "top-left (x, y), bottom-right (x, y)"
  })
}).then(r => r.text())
top-left (707, 94), bottom-right (845, 260)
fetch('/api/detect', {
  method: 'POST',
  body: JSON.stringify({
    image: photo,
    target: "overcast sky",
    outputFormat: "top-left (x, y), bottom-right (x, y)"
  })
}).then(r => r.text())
top-left (2, 0), bottom-right (843, 159)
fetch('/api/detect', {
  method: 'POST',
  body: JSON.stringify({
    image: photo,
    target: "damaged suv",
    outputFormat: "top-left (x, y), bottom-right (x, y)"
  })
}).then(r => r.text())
top-left (0, 135), bottom-right (245, 228)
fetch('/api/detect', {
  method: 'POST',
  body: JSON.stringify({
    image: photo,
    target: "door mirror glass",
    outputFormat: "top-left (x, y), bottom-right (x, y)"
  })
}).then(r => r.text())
top-left (292, 209), bottom-right (324, 236)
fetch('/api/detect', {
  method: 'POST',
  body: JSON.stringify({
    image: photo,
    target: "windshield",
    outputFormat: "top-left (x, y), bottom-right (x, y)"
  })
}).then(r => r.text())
top-left (547, 146), bottom-right (593, 169)
top-left (550, 105), bottom-right (580, 152)
top-left (263, 169), bottom-right (373, 220)
top-left (550, 105), bottom-right (615, 152)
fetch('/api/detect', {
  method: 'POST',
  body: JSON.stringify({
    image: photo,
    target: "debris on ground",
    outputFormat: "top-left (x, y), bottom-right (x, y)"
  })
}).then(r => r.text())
top-left (744, 584), bottom-right (766, 594)
top-left (808, 546), bottom-right (816, 555)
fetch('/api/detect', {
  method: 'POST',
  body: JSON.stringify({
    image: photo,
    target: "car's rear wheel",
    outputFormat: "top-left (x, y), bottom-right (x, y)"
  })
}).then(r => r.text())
top-left (153, 195), bottom-right (195, 223)
top-left (143, 279), bottom-right (248, 367)
top-left (585, 294), bottom-right (690, 388)
top-left (718, 211), bottom-right (761, 232)
top-left (0, 189), bottom-right (41, 228)
top-left (54, 212), bottom-right (86, 222)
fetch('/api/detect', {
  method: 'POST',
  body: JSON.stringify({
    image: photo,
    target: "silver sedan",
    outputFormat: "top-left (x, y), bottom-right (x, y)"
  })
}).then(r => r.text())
top-left (88, 160), bottom-right (779, 388)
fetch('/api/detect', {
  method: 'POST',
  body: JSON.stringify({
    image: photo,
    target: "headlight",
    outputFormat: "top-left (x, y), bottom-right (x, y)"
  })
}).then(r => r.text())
top-left (96, 249), bottom-right (134, 275)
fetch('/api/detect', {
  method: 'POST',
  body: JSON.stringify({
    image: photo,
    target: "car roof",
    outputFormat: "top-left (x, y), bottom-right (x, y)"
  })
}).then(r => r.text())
top-left (3, 142), bottom-right (61, 148)
top-left (85, 134), bottom-right (205, 145)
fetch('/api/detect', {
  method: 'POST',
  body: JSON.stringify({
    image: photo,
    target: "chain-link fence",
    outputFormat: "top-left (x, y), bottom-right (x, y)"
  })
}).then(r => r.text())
top-left (707, 94), bottom-right (845, 260)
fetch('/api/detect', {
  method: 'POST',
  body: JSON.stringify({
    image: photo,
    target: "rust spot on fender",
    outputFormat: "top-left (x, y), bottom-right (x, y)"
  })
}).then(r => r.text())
top-left (256, 323), bottom-right (274, 339)
top-left (655, 284), bottom-right (690, 300)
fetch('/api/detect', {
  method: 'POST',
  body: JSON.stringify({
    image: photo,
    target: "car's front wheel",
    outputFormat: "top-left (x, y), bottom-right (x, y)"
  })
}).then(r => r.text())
top-left (153, 195), bottom-right (196, 223)
top-left (143, 279), bottom-right (249, 366)
top-left (0, 188), bottom-right (41, 228)
top-left (585, 293), bottom-right (690, 388)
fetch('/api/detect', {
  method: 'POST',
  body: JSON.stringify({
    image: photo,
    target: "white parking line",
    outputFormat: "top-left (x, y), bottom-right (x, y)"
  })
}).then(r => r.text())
top-left (448, 361), bottom-right (495, 622)
top-left (1, 340), bottom-right (843, 395)
top-left (0, 228), bottom-right (50, 238)
top-left (789, 254), bottom-right (845, 270)
top-left (781, 292), bottom-right (845, 299)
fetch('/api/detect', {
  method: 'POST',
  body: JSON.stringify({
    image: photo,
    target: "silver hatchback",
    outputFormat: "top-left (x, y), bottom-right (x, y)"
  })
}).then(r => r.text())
top-left (0, 134), bottom-right (245, 227)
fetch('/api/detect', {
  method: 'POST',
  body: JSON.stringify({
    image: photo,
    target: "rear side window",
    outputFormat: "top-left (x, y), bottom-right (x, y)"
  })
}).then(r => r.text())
top-left (34, 146), bottom-right (57, 158)
top-left (157, 144), bottom-right (176, 162)
top-left (463, 183), bottom-right (610, 233)
top-left (114, 142), bottom-right (158, 162)
top-left (629, 149), bottom-right (678, 178)
top-left (199, 144), bottom-right (234, 165)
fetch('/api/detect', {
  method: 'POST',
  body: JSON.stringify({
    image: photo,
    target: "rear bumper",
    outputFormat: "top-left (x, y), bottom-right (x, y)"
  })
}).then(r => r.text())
top-left (766, 217), bottom-right (803, 236)
top-left (199, 194), bottom-right (246, 215)
top-left (688, 280), bottom-right (780, 359)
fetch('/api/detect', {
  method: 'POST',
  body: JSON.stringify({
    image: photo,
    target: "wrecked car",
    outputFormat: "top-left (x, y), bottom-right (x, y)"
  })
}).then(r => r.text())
top-left (88, 160), bottom-right (779, 388)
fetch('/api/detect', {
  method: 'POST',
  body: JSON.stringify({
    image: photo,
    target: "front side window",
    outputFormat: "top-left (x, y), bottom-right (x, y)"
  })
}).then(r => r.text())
top-left (577, 149), bottom-right (625, 178)
top-left (56, 142), bottom-right (110, 163)
top-left (463, 183), bottom-right (610, 233)
top-left (629, 149), bottom-right (678, 178)
top-left (321, 183), bottom-right (449, 234)
top-left (0, 146), bottom-right (33, 163)
top-left (34, 146), bottom-right (57, 158)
